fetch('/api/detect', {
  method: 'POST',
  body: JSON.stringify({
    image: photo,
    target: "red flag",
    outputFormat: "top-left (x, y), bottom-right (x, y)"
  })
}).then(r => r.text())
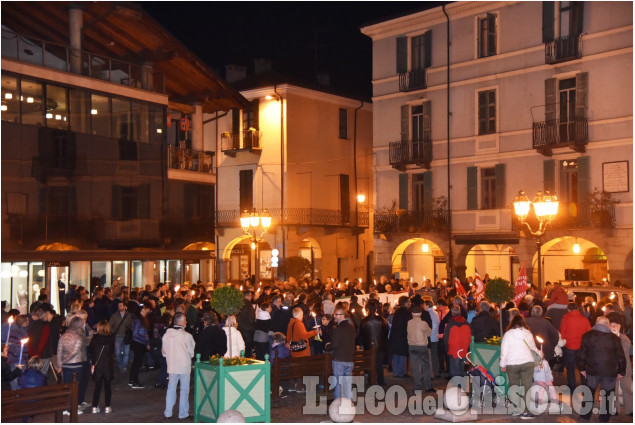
top-left (512, 262), bottom-right (529, 306)
top-left (474, 270), bottom-right (485, 302)
top-left (454, 277), bottom-right (467, 296)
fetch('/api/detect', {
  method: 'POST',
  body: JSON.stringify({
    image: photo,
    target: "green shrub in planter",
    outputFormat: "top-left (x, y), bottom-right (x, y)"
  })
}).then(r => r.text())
top-left (211, 285), bottom-right (243, 317)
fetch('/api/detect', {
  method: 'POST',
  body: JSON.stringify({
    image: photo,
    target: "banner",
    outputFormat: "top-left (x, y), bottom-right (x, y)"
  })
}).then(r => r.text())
top-left (454, 276), bottom-right (467, 296)
top-left (513, 261), bottom-right (529, 306)
top-left (474, 269), bottom-right (485, 302)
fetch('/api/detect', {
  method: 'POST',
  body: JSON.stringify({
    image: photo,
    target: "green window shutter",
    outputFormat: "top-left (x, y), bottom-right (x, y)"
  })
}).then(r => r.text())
top-left (396, 36), bottom-right (408, 73)
top-left (138, 184), bottom-right (150, 219)
top-left (487, 13), bottom-right (496, 56)
top-left (543, 160), bottom-right (556, 193)
top-left (495, 163), bottom-right (506, 208)
top-left (231, 108), bottom-right (240, 135)
top-left (467, 166), bottom-right (478, 210)
top-left (111, 185), bottom-right (122, 219)
top-left (575, 72), bottom-right (588, 118)
top-left (424, 31), bottom-right (432, 68)
top-left (423, 171), bottom-right (433, 211)
top-left (542, 2), bottom-right (555, 43)
top-left (422, 101), bottom-right (432, 138)
top-left (545, 78), bottom-right (557, 121)
top-left (399, 173), bottom-right (409, 210)
top-left (572, 2), bottom-right (584, 35)
top-left (577, 156), bottom-right (591, 224)
top-left (401, 105), bottom-right (409, 142)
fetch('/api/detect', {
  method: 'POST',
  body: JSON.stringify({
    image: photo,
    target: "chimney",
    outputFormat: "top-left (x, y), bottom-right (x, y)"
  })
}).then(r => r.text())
top-left (254, 58), bottom-right (272, 74)
top-left (317, 72), bottom-right (330, 86)
top-left (224, 64), bottom-right (247, 83)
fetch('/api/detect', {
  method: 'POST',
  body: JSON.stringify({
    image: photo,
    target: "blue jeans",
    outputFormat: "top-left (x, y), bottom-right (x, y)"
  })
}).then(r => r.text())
top-left (62, 363), bottom-right (88, 404)
top-left (114, 336), bottom-right (130, 370)
top-left (449, 357), bottom-right (464, 378)
top-left (563, 347), bottom-right (583, 392)
top-left (332, 361), bottom-right (353, 400)
top-left (164, 373), bottom-right (191, 419)
top-left (156, 356), bottom-right (168, 385)
top-left (393, 354), bottom-right (407, 377)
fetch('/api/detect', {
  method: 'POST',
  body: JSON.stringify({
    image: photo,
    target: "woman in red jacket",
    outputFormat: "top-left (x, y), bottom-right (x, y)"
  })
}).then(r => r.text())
top-left (287, 308), bottom-right (319, 358)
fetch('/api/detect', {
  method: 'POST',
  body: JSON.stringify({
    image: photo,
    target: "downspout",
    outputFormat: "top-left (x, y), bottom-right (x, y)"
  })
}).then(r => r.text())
top-left (214, 110), bottom-right (220, 283)
top-left (442, 4), bottom-right (453, 280)
top-left (274, 85), bottom-right (285, 259)
top-left (353, 101), bottom-right (364, 258)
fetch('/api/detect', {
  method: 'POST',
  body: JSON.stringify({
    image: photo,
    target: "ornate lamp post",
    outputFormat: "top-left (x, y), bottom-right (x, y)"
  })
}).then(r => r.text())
top-left (513, 190), bottom-right (559, 295)
top-left (240, 208), bottom-right (272, 282)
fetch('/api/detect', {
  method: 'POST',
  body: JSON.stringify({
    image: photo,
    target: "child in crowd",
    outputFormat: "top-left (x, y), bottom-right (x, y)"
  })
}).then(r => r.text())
top-left (18, 356), bottom-right (47, 389)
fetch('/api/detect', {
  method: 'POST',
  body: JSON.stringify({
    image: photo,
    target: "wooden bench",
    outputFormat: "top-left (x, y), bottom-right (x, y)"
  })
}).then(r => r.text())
top-left (1, 378), bottom-right (79, 423)
top-left (271, 343), bottom-right (376, 400)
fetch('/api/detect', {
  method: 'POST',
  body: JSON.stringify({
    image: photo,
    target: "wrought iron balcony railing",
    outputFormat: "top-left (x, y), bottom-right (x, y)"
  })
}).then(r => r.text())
top-left (545, 34), bottom-right (582, 64)
top-left (532, 117), bottom-right (588, 156)
top-left (389, 138), bottom-right (432, 170)
top-left (374, 209), bottom-right (449, 234)
top-left (220, 129), bottom-right (262, 156)
top-left (168, 145), bottom-right (215, 174)
top-left (399, 68), bottom-right (427, 92)
top-left (216, 208), bottom-right (369, 228)
top-left (1, 29), bottom-right (165, 94)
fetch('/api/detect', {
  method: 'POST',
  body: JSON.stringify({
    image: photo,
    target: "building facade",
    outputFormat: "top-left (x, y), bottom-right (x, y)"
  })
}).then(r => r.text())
top-left (1, 2), bottom-right (248, 312)
top-left (211, 69), bottom-right (373, 284)
top-left (362, 1), bottom-right (632, 287)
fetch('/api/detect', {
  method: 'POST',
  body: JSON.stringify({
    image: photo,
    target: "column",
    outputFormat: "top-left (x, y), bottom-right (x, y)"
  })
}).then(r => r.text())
top-left (68, 5), bottom-right (83, 74)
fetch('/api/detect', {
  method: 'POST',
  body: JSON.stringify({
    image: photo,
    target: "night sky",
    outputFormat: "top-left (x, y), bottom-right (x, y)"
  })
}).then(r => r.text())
top-left (142, 2), bottom-right (447, 99)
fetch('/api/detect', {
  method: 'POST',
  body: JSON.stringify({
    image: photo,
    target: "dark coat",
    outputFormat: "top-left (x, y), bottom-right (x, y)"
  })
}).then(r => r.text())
top-left (18, 368), bottom-right (47, 389)
top-left (195, 325), bottom-right (228, 359)
top-left (236, 299), bottom-right (255, 333)
top-left (330, 320), bottom-right (356, 362)
top-left (526, 316), bottom-right (560, 361)
top-left (270, 306), bottom-right (293, 335)
top-left (470, 311), bottom-right (500, 343)
top-left (577, 324), bottom-right (626, 378)
top-left (1, 356), bottom-right (21, 391)
top-left (360, 314), bottom-right (389, 353)
top-left (89, 334), bottom-right (115, 381)
top-left (389, 307), bottom-right (412, 356)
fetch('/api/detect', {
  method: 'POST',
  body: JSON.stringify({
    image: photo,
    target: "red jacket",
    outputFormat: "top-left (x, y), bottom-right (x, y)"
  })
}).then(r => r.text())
top-left (445, 315), bottom-right (472, 359)
top-left (287, 318), bottom-right (317, 358)
top-left (559, 310), bottom-right (591, 350)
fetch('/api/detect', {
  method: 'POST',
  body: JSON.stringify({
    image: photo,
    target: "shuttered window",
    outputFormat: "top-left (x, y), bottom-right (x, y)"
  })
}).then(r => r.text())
top-left (396, 36), bottom-right (408, 74)
top-left (399, 173), bottom-right (409, 210)
top-left (542, 2), bottom-right (555, 43)
top-left (467, 166), bottom-right (478, 210)
top-left (495, 163), bottom-right (506, 208)
top-left (544, 160), bottom-right (556, 193)
top-left (481, 167), bottom-right (496, 209)
top-left (111, 184), bottom-right (149, 220)
top-left (478, 13), bottom-right (497, 58)
top-left (239, 169), bottom-right (253, 212)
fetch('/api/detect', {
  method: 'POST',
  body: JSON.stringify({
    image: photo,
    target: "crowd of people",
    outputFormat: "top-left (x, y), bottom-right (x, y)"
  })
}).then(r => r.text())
top-left (0, 274), bottom-right (632, 421)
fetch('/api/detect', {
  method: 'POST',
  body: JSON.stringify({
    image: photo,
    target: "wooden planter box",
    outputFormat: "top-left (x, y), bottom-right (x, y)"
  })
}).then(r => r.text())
top-left (469, 337), bottom-right (509, 395)
top-left (194, 354), bottom-right (270, 423)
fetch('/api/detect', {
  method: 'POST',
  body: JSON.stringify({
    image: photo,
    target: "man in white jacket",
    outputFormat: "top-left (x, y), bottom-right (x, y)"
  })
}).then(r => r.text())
top-left (162, 313), bottom-right (195, 420)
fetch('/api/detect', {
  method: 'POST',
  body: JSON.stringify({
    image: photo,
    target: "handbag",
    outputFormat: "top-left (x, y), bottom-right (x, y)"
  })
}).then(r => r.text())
top-left (523, 340), bottom-right (542, 367)
top-left (91, 346), bottom-right (105, 375)
top-left (289, 322), bottom-right (308, 353)
top-left (124, 327), bottom-right (133, 345)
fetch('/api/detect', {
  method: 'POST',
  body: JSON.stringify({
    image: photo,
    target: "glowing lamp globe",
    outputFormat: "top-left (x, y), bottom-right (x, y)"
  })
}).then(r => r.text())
top-left (328, 398), bottom-right (355, 423)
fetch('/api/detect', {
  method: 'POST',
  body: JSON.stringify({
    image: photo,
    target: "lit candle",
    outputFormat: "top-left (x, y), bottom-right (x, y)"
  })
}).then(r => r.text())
top-left (191, 290), bottom-right (195, 296)
top-left (536, 336), bottom-right (544, 356)
top-left (374, 279), bottom-right (377, 285)
top-left (175, 285), bottom-right (180, 292)
top-left (410, 277), bottom-right (413, 283)
top-left (592, 302), bottom-right (596, 307)
top-left (18, 338), bottom-right (28, 366)
top-left (6, 316), bottom-right (13, 344)
top-left (358, 278), bottom-right (362, 284)
top-left (433, 305), bottom-right (437, 311)
top-left (240, 285), bottom-right (243, 291)
top-left (311, 311), bottom-right (319, 328)
top-left (363, 308), bottom-right (367, 317)
top-left (609, 293), bottom-right (615, 300)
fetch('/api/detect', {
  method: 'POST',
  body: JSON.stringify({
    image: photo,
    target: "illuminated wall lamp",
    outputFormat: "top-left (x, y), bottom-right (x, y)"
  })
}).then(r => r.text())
top-left (357, 193), bottom-right (366, 204)
top-left (573, 242), bottom-right (581, 254)
top-left (421, 243), bottom-right (429, 253)
top-left (265, 94), bottom-right (280, 101)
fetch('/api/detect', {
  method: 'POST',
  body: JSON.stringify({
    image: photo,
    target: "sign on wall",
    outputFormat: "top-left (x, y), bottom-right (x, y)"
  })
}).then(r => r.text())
top-left (602, 161), bottom-right (629, 193)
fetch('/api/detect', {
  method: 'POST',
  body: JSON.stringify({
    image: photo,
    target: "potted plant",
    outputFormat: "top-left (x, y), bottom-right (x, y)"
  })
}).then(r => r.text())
top-left (195, 285), bottom-right (270, 422)
top-left (587, 187), bottom-right (618, 228)
top-left (221, 130), bottom-right (231, 139)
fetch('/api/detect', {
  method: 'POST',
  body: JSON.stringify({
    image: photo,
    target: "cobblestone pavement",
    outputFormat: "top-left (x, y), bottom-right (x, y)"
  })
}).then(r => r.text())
top-left (20, 364), bottom-right (632, 423)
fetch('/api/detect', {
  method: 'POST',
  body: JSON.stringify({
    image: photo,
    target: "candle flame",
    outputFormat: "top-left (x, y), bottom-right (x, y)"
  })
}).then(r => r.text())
top-left (536, 336), bottom-right (544, 344)
top-left (592, 302), bottom-right (596, 307)
top-left (433, 305), bottom-right (437, 310)
top-left (7, 316), bottom-right (13, 325)
top-left (602, 306), bottom-right (606, 312)
top-left (240, 285), bottom-right (243, 291)
top-left (20, 338), bottom-right (28, 345)
top-left (191, 290), bottom-right (195, 296)
top-left (175, 285), bottom-right (180, 292)
top-left (311, 312), bottom-right (316, 317)
top-left (609, 293), bottom-right (615, 300)
top-left (351, 309), bottom-right (355, 314)
top-left (363, 309), bottom-right (367, 317)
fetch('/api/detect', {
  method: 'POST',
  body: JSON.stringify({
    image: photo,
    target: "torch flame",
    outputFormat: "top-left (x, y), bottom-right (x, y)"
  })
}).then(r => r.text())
top-left (20, 337), bottom-right (28, 345)
top-left (175, 285), bottom-right (180, 292)
top-left (8, 316), bottom-right (13, 325)
top-left (536, 336), bottom-right (544, 344)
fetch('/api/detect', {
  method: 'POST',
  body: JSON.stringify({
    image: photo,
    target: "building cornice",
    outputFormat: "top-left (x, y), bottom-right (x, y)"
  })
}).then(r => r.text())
top-left (240, 84), bottom-right (372, 110)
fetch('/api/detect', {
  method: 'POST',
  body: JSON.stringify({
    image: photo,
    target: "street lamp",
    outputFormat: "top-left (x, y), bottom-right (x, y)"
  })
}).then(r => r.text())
top-left (513, 190), bottom-right (559, 295)
top-left (240, 208), bottom-right (272, 282)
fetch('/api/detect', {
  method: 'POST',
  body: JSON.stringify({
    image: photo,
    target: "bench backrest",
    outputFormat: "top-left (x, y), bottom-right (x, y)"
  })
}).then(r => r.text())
top-left (1, 380), bottom-right (79, 423)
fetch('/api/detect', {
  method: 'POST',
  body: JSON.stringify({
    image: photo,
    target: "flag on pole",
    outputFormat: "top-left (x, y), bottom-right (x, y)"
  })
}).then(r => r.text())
top-left (474, 269), bottom-right (485, 302)
top-left (512, 261), bottom-right (529, 306)
top-left (454, 276), bottom-right (467, 296)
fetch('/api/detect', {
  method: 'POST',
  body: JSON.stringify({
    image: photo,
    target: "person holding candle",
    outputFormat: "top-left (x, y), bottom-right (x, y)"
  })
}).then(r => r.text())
top-left (1, 343), bottom-right (23, 391)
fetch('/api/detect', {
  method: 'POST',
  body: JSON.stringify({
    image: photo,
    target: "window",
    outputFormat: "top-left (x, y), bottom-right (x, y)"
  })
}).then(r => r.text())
top-left (411, 34), bottom-right (427, 71)
top-left (559, 78), bottom-right (576, 141)
top-left (411, 105), bottom-right (425, 160)
top-left (112, 98), bottom-right (131, 140)
top-left (21, 79), bottom-right (44, 126)
top-left (560, 158), bottom-right (578, 218)
top-left (396, 32), bottom-right (430, 91)
top-left (1, 75), bottom-right (19, 123)
top-left (111, 184), bottom-right (150, 220)
top-left (91, 94), bottom-right (111, 137)
top-left (478, 89), bottom-right (496, 135)
top-left (239, 169), bottom-right (253, 212)
top-left (45, 84), bottom-right (69, 130)
top-left (39, 186), bottom-right (76, 216)
top-left (243, 99), bottom-right (259, 131)
top-left (69, 88), bottom-right (90, 134)
top-left (481, 168), bottom-right (496, 209)
top-left (559, 1), bottom-right (584, 38)
top-left (478, 13), bottom-right (497, 58)
top-left (184, 184), bottom-right (214, 220)
top-left (412, 174), bottom-right (425, 212)
top-left (340, 174), bottom-right (350, 224)
top-left (339, 108), bottom-right (348, 139)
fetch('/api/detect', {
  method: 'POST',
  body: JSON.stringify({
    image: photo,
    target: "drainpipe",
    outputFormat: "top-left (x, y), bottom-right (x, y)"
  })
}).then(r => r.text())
top-left (443, 4), bottom-right (453, 280)
top-left (274, 85), bottom-right (285, 259)
top-left (353, 101), bottom-right (364, 258)
top-left (214, 111), bottom-right (220, 283)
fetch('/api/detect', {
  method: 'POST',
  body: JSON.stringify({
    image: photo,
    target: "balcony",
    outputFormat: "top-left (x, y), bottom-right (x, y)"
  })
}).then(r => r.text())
top-left (532, 117), bottom-right (588, 156)
top-left (547, 204), bottom-right (616, 230)
top-left (545, 34), bottom-right (582, 64)
top-left (374, 209), bottom-right (449, 234)
top-left (399, 68), bottom-right (427, 92)
top-left (221, 129), bottom-right (262, 157)
top-left (389, 138), bottom-right (432, 171)
top-left (216, 208), bottom-right (369, 228)
top-left (168, 145), bottom-right (215, 174)
top-left (1, 29), bottom-right (165, 94)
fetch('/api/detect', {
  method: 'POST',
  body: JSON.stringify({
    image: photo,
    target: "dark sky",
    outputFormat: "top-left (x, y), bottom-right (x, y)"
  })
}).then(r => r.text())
top-left (142, 2), bottom-right (447, 99)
